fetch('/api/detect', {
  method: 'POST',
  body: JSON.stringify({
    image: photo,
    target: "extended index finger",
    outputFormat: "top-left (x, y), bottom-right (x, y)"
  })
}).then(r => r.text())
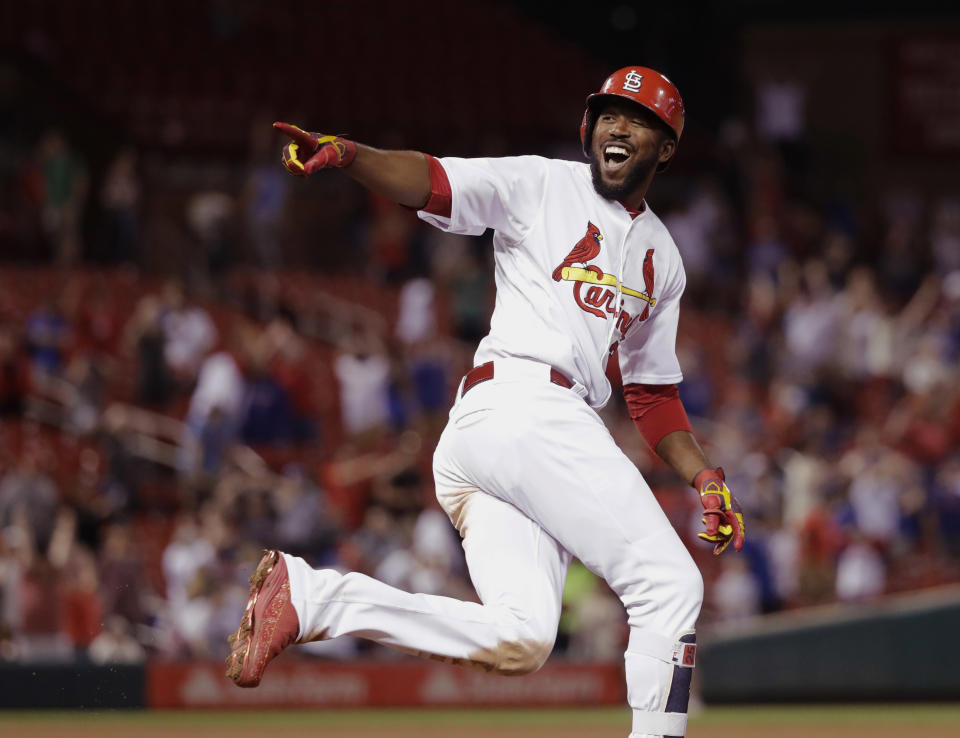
top-left (273, 122), bottom-right (317, 148)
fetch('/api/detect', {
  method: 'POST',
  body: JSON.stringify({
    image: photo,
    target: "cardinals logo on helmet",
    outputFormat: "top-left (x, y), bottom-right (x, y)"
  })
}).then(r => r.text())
top-left (623, 70), bottom-right (644, 92)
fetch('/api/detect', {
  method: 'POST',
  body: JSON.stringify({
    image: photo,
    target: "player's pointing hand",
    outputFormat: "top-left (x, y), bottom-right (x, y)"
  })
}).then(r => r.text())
top-left (694, 467), bottom-right (745, 555)
top-left (273, 122), bottom-right (357, 176)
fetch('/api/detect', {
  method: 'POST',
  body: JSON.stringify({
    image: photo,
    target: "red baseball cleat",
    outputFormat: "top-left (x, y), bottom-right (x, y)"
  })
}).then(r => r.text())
top-left (225, 550), bottom-right (300, 687)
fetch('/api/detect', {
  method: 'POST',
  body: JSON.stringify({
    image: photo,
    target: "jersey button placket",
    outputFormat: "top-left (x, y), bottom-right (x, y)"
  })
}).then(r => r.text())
top-left (604, 215), bottom-right (637, 364)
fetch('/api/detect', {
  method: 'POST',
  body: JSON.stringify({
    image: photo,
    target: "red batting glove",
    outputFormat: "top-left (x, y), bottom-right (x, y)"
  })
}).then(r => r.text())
top-left (694, 467), bottom-right (745, 555)
top-left (273, 122), bottom-right (357, 176)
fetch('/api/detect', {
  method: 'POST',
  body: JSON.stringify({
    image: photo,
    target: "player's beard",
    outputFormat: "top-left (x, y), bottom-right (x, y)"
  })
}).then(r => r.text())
top-left (590, 154), bottom-right (657, 202)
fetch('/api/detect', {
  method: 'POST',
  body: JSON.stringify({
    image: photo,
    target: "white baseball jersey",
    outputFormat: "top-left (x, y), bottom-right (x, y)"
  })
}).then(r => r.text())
top-left (418, 155), bottom-right (686, 408)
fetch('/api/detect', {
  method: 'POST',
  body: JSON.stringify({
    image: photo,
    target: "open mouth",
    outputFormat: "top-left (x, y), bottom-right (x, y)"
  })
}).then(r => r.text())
top-left (602, 143), bottom-right (631, 172)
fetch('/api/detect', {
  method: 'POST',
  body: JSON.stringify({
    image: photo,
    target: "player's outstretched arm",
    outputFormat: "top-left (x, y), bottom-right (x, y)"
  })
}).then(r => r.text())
top-left (273, 122), bottom-right (431, 209)
top-left (346, 145), bottom-right (431, 209)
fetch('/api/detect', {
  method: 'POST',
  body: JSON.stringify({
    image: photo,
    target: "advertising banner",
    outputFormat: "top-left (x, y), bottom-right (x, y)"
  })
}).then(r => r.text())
top-left (147, 659), bottom-right (625, 708)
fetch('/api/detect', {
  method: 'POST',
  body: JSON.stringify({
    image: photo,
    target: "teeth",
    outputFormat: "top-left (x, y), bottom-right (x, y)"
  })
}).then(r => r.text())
top-left (605, 145), bottom-right (629, 156)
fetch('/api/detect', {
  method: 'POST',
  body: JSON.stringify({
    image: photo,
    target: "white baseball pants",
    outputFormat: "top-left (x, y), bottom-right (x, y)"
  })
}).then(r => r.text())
top-left (284, 358), bottom-right (703, 737)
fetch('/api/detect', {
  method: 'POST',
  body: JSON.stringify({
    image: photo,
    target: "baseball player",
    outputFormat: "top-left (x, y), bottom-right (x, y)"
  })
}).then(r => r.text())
top-left (226, 67), bottom-right (744, 738)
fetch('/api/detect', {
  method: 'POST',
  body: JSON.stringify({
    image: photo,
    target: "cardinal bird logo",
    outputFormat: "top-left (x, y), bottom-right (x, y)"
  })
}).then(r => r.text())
top-left (552, 222), bottom-right (604, 281)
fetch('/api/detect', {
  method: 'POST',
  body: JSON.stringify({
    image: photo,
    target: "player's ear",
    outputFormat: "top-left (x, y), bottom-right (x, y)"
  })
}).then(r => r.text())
top-left (658, 137), bottom-right (677, 167)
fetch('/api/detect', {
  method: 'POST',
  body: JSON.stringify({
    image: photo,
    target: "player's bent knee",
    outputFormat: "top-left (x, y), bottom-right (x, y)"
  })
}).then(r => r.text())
top-left (679, 560), bottom-right (704, 607)
top-left (491, 637), bottom-right (553, 675)
top-left (675, 560), bottom-right (705, 622)
top-left (656, 557), bottom-right (704, 629)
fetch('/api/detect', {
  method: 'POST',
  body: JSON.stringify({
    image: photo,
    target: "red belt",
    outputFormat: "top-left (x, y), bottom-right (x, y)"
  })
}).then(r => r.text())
top-left (461, 361), bottom-right (573, 397)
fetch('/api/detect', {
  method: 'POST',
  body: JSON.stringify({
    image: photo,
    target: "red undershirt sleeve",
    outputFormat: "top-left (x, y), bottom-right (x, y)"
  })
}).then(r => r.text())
top-left (420, 154), bottom-right (452, 218)
top-left (623, 383), bottom-right (693, 451)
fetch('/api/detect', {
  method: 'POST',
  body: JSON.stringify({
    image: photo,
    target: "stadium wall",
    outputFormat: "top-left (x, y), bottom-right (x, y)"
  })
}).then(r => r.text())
top-left (0, 661), bottom-right (624, 709)
top-left (698, 585), bottom-right (960, 702)
top-left (4, 587), bottom-right (959, 710)
top-left (0, 663), bottom-right (144, 709)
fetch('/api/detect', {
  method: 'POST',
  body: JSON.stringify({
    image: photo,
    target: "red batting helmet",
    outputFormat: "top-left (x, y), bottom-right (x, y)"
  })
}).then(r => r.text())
top-left (580, 66), bottom-right (685, 170)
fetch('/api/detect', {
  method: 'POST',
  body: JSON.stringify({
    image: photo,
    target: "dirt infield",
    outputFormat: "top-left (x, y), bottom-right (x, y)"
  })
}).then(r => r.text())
top-left (1, 705), bottom-right (957, 738)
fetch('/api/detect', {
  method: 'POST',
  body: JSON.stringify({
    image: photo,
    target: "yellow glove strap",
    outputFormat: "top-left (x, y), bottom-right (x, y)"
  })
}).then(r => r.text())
top-left (316, 135), bottom-right (349, 161)
top-left (700, 480), bottom-right (733, 511)
top-left (285, 143), bottom-right (306, 173)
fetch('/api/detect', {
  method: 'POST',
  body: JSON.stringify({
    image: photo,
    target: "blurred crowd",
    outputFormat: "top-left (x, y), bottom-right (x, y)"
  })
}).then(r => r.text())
top-left (1, 109), bottom-right (959, 669)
